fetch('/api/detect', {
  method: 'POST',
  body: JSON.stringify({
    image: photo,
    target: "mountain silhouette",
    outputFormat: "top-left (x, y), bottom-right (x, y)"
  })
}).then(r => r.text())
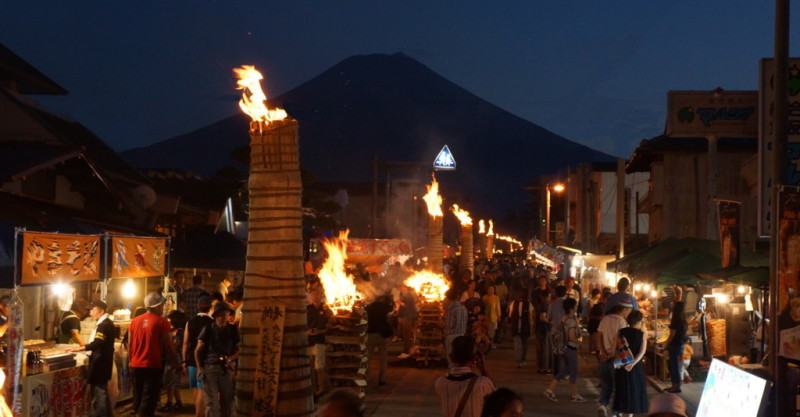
top-left (122, 52), bottom-right (615, 220)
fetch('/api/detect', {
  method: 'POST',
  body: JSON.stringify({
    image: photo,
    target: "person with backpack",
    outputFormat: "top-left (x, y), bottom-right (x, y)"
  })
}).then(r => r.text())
top-left (543, 298), bottom-right (585, 402)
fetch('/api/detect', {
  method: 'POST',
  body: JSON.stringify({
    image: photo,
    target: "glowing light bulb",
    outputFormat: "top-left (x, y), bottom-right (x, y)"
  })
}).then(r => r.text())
top-left (122, 279), bottom-right (137, 299)
top-left (643, 284), bottom-right (651, 292)
top-left (737, 285), bottom-right (746, 294)
top-left (634, 283), bottom-right (642, 292)
top-left (52, 283), bottom-right (67, 296)
top-left (650, 290), bottom-right (657, 298)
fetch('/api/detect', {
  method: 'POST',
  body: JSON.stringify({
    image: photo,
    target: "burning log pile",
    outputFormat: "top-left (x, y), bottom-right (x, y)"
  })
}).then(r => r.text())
top-left (405, 271), bottom-right (449, 366)
top-left (423, 175), bottom-right (444, 274)
top-left (317, 231), bottom-right (369, 405)
top-left (325, 308), bottom-right (368, 406)
top-left (486, 220), bottom-right (495, 258)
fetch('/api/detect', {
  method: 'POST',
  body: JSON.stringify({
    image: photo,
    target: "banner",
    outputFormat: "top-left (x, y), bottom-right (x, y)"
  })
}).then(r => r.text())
top-left (110, 236), bottom-right (167, 278)
top-left (778, 187), bottom-right (800, 360)
top-left (23, 365), bottom-right (90, 417)
top-left (717, 200), bottom-right (741, 268)
top-left (21, 232), bottom-right (101, 285)
top-left (346, 239), bottom-right (412, 257)
top-left (8, 298), bottom-right (23, 417)
top-left (251, 300), bottom-right (286, 417)
top-left (758, 59), bottom-right (800, 237)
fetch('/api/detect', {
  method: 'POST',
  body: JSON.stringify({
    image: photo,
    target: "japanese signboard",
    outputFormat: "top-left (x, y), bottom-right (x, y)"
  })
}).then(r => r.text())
top-left (110, 236), bottom-right (167, 278)
top-left (21, 232), bottom-right (101, 285)
top-left (346, 239), bottom-right (412, 257)
top-left (252, 299), bottom-right (286, 417)
top-left (778, 187), bottom-right (800, 360)
top-left (716, 200), bottom-right (741, 269)
top-left (23, 365), bottom-right (90, 417)
top-left (666, 90), bottom-right (758, 138)
top-left (759, 58), bottom-right (800, 237)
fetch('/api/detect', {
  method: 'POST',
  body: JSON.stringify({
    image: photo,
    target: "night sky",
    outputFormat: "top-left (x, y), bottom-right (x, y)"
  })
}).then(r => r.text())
top-left (3, 2), bottom-right (798, 158)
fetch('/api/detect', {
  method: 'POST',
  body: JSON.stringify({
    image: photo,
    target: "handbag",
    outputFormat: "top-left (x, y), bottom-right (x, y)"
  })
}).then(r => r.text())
top-left (613, 335), bottom-right (635, 368)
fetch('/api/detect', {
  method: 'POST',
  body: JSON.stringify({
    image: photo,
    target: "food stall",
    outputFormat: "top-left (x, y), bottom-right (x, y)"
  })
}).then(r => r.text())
top-left (8, 230), bottom-right (168, 416)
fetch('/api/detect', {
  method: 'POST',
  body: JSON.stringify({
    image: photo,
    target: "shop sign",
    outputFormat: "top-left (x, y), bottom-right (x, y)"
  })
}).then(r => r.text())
top-left (20, 232), bottom-right (101, 285)
top-left (433, 145), bottom-right (456, 171)
top-left (666, 90), bottom-right (758, 138)
top-left (716, 200), bottom-right (741, 268)
top-left (758, 58), bottom-right (800, 237)
top-left (778, 186), bottom-right (800, 360)
top-left (110, 236), bottom-right (167, 279)
top-left (24, 366), bottom-right (90, 417)
top-left (696, 359), bottom-right (768, 417)
top-left (252, 299), bottom-right (286, 417)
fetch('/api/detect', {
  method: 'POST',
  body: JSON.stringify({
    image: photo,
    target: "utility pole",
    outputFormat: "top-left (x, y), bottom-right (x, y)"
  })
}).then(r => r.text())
top-left (770, 1), bottom-right (789, 415)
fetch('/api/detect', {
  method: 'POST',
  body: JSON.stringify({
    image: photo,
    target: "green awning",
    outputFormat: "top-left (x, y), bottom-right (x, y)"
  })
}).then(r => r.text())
top-left (655, 251), bottom-right (723, 287)
top-left (697, 266), bottom-right (769, 289)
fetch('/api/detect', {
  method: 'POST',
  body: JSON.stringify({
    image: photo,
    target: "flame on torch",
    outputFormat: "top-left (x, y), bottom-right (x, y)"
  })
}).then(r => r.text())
top-left (487, 220), bottom-right (494, 236)
top-left (496, 234), bottom-right (522, 247)
top-left (233, 65), bottom-right (287, 126)
top-left (317, 230), bottom-right (362, 316)
top-left (404, 270), bottom-right (449, 302)
top-left (478, 220), bottom-right (485, 234)
top-left (451, 204), bottom-right (472, 226)
top-left (422, 175), bottom-right (443, 218)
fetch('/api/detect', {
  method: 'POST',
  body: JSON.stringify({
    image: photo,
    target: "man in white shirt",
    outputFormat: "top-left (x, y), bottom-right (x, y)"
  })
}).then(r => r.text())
top-left (594, 299), bottom-right (632, 417)
top-left (435, 336), bottom-right (495, 417)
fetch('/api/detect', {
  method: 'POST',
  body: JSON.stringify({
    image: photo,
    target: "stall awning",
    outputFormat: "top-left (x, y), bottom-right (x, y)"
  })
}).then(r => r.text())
top-left (697, 266), bottom-right (769, 290)
top-left (654, 252), bottom-right (724, 287)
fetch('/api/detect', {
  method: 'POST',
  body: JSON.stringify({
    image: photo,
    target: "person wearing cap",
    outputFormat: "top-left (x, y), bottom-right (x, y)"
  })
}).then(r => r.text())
top-left (594, 301), bottom-right (632, 417)
top-left (70, 300), bottom-right (115, 417)
top-left (195, 301), bottom-right (240, 417)
top-left (183, 295), bottom-right (214, 417)
top-left (648, 393), bottom-right (687, 417)
top-left (604, 278), bottom-right (640, 314)
top-left (128, 292), bottom-right (180, 417)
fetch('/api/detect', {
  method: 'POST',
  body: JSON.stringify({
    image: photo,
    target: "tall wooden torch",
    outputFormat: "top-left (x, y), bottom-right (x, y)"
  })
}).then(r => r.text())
top-left (477, 220), bottom-right (486, 260)
top-left (486, 220), bottom-right (495, 260)
top-left (423, 176), bottom-right (444, 274)
top-left (233, 66), bottom-right (313, 417)
top-left (452, 205), bottom-right (474, 276)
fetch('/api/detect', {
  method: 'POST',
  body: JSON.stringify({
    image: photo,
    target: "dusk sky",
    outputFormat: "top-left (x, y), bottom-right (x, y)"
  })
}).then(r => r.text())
top-left (3, 2), bottom-right (799, 158)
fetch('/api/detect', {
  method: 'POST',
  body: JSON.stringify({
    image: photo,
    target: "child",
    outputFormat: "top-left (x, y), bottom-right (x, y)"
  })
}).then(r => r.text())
top-left (473, 313), bottom-right (492, 353)
top-left (159, 310), bottom-right (186, 411)
top-left (681, 343), bottom-right (694, 383)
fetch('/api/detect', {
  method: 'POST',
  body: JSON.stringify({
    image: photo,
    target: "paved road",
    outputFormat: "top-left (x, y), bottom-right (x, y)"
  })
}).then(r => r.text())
top-left (126, 336), bottom-right (705, 416)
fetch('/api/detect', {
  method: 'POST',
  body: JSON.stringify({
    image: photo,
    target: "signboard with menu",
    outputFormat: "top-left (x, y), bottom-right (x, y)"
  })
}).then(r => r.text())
top-left (696, 359), bottom-right (768, 417)
top-left (20, 232), bottom-right (101, 285)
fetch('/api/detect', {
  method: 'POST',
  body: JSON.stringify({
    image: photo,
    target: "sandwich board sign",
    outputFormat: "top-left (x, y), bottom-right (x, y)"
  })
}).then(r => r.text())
top-left (433, 145), bottom-right (456, 171)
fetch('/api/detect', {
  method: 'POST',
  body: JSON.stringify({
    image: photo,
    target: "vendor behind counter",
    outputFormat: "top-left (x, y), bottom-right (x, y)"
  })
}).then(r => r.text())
top-left (57, 298), bottom-right (90, 345)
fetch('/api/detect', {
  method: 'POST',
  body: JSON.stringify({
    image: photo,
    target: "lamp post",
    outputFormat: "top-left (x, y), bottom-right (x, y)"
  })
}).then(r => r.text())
top-left (524, 182), bottom-right (565, 245)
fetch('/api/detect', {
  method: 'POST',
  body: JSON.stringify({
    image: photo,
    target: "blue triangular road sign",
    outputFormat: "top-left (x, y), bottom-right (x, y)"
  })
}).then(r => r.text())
top-left (433, 145), bottom-right (456, 171)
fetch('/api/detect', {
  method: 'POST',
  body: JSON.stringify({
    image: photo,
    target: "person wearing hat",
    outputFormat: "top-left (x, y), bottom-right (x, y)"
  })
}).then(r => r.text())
top-left (57, 298), bottom-right (90, 346)
top-left (648, 393), bottom-right (687, 417)
top-left (195, 301), bottom-right (240, 417)
top-left (128, 292), bottom-right (180, 417)
top-left (594, 301), bottom-right (633, 417)
top-left (183, 295), bottom-right (214, 417)
top-left (69, 300), bottom-right (115, 417)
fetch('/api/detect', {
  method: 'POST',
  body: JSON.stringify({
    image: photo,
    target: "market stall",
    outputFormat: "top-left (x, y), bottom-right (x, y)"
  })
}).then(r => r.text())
top-left (7, 229), bottom-right (169, 416)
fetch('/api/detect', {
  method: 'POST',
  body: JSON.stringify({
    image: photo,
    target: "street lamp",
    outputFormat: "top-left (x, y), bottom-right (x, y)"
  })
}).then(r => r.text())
top-left (525, 182), bottom-right (565, 244)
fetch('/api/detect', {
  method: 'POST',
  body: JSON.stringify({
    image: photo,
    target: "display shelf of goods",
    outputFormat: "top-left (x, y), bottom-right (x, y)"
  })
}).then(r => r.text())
top-left (326, 308), bottom-right (368, 406)
top-left (706, 319), bottom-right (727, 357)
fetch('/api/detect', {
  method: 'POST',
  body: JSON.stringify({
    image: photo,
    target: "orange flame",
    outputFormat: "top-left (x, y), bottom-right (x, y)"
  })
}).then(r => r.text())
top-left (404, 270), bottom-right (449, 302)
top-left (318, 230), bottom-right (361, 315)
top-left (233, 65), bottom-right (287, 125)
top-left (487, 220), bottom-right (494, 236)
top-left (423, 175), bottom-right (443, 217)
top-left (495, 234), bottom-right (522, 247)
top-left (478, 220), bottom-right (485, 234)
top-left (451, 204), bottom-right (472, 226)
